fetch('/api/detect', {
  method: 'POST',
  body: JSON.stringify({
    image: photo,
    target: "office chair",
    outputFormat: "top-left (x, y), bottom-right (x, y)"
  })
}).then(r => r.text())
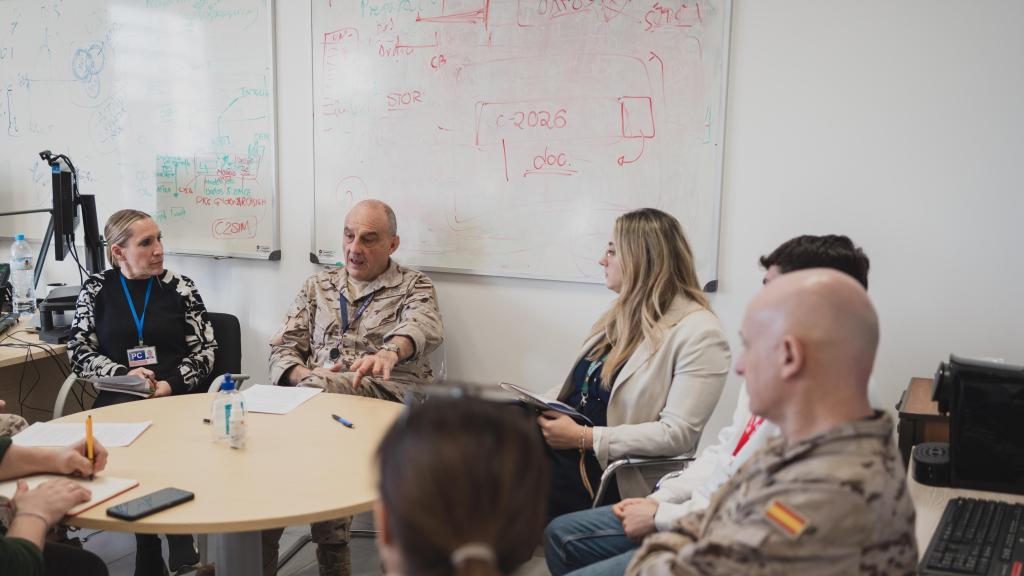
top-left (430, 340), bottom-right (447, 384)
top-left (200, 312), bottom-right (242, 391)
top-left (53, 373), bottom-right (93, 420)
top-left (591, 454), bottom-right (695, 507)
top-left (53, 312), bottom-right (243, 418)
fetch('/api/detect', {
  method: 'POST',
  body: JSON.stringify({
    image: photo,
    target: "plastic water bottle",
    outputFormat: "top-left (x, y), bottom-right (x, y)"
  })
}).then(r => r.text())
top-left (9, 234), bottom-right (35, 316)
top-left (211, 374), bottom-right (246, 449)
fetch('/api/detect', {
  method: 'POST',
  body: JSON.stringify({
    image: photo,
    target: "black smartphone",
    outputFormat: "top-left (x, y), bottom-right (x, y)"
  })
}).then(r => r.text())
top-left (106, 487), bottom-right (195, 521)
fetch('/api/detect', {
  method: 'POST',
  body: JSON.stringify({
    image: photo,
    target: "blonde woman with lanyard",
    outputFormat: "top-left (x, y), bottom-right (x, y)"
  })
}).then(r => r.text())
top-left (538, 208), bottom-right (730, 520)
top-left (68, 209), bottom-right (217, 576)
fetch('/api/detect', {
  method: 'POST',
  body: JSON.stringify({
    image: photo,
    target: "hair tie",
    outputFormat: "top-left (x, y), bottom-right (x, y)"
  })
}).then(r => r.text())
top-left (450, 542), bottom-right (495, 567)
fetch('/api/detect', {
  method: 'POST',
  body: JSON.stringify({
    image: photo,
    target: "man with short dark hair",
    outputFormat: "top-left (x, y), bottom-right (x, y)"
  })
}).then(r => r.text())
top-left (759, 234), bottom-right (869, 288)
top-left (545, 235), bottom-right (871, 576)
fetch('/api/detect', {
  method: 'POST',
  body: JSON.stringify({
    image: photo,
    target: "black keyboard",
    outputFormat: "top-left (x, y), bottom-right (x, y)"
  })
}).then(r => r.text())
top-left (920, 497), bottom-right (1024, 575)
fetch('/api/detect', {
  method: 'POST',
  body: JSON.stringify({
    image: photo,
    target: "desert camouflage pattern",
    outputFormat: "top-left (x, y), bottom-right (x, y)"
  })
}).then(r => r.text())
top-left (262, 518), bottom-right (350, 576)
top-left (269, 260), bottom-right (443, 401)
top-left (0, 414), bottom-right (27, 437)
top-left (627, 412), bottom-right (917, 576)
top-left (0, 418), bottom-right (28, 527)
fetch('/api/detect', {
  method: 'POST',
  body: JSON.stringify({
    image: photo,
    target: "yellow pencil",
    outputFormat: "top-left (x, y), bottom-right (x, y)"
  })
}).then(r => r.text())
top-left (86, 415), bottom-right (95, 480)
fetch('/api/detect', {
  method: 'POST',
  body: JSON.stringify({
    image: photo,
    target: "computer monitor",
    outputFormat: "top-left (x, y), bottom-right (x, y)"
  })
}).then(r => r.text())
top-left (50, 163), bottom-right (77, 262)
top-left (39, 151), bottom-right (105, 278)
top-left (79, 194), bottom-right (104, 273)
top-left (933, 354), bottom-right (1024, 495)
top-left (0, 262), bottom-right (10, 312)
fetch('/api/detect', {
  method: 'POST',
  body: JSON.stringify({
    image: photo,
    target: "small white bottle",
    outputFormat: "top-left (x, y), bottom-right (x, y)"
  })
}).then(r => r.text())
top-left (9, 234), bottom-right (36, 316)
top-left (211, 374), bottom-right (246, 449)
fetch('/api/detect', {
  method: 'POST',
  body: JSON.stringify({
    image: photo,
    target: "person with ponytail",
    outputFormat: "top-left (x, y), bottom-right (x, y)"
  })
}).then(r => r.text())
top-left (375, 397), bottom-right (548, 576)
top-left (537, 208), bottom-right (731, 519)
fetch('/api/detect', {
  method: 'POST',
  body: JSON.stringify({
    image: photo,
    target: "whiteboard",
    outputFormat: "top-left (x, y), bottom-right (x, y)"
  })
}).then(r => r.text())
top-left (0, 0), bottom-right (279, 260)
top-left (310, 0), bottom-right (730, 286)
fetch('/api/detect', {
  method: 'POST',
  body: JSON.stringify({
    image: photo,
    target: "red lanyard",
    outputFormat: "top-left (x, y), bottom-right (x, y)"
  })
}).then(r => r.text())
top-left (732, 415), bottom-right (765, 456)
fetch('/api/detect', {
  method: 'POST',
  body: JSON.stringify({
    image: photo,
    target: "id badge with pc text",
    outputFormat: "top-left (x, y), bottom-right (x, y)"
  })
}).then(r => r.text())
top-left (127, 346), bottom-right (158, 367)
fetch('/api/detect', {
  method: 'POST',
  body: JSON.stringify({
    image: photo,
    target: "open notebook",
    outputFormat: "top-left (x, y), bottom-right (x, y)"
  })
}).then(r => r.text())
top-left (0, 475), bottom-right (139, 516)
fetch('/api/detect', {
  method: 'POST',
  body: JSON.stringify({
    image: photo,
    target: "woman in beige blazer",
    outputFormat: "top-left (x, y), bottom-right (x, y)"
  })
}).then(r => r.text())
top-left (539, 208), bottom-right (731, 519)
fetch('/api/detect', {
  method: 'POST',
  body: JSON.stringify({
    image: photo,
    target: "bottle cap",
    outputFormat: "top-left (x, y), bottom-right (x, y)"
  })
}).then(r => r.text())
top-left (221, 373), bottom-right (235, 391)
top-left (15, 234), bottom-right (24, 241)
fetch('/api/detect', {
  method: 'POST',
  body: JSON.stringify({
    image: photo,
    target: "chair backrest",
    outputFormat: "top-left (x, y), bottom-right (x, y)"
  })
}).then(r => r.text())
top-left (201, 312), bottom-right (242, 393)
top-left (208, 373), bottom-right (250, 394)
top-left (429, 340), bottom-right (447, 384)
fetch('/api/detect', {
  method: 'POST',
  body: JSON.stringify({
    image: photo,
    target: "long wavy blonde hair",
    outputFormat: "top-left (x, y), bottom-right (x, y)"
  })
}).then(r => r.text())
top-left (589, 208), bottom-right (709, 387)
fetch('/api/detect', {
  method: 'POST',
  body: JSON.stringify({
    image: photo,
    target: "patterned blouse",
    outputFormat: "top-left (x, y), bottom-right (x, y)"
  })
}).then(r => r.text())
top-left (68, 268), bottom-right (217, 394)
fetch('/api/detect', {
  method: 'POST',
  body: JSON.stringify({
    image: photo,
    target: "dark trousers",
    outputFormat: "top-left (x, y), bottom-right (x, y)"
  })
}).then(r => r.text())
top-left (44, 541), bottom-right (109, 576)
top-left (547, 447), bottom-right (620, 522)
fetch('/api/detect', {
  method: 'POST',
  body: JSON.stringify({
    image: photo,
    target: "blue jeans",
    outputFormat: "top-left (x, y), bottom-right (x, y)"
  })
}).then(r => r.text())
top-left (545, 505), bottom-right (638, 576)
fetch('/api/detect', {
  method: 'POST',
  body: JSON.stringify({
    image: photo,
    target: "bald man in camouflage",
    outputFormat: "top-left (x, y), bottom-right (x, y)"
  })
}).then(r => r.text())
top-left (264, 200), bottom-right (443, 576)
top-left (627, 269), bottom-right (917, 576)
top-left (269, 199), bottom-right (443, 399)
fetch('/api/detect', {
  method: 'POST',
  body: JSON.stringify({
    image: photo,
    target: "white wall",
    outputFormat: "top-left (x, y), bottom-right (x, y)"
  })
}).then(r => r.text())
top-left (24, 0), bottom-right (1024, 447)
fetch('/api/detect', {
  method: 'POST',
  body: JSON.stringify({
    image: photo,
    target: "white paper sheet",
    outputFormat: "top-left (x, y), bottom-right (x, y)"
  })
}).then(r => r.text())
top-left (241, 385), bottom-right (322, 414)
top-left (12, 422), bottom-right (152, 447)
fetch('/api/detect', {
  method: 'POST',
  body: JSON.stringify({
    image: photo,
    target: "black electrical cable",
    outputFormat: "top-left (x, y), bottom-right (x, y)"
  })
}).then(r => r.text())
top-left (1, 329), bottom-right (76, 414)
top-left (66, 236), bottom-right (88, 283)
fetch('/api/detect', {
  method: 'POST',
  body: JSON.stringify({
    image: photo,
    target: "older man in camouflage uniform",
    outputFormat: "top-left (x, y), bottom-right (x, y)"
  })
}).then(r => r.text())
top-left (263, 199), bottom-right (443, 576)
top-left (627, 269), bottom-right (917, 576)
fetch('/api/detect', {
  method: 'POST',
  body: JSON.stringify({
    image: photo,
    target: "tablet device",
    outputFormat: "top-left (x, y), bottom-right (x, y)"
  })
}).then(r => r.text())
top-left (498, 382), bottom-right (593, 425)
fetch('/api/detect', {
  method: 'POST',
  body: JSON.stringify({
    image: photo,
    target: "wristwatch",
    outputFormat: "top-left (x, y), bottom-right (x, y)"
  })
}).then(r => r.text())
top-left (380, 342), bottom-right (401, 358)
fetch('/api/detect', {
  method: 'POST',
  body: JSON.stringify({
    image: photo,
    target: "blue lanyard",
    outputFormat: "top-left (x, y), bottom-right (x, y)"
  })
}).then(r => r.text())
top-left (581, 354), bottom-right (607, 401)
top-left (340, 292), bottom-right (375, 333)
top-left (119, 273), bottom-right (154, 346)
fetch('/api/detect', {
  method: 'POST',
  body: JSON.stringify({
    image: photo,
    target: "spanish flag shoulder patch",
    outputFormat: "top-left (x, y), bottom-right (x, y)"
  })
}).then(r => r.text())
top-left (763, 499), bottom-right (809, 539)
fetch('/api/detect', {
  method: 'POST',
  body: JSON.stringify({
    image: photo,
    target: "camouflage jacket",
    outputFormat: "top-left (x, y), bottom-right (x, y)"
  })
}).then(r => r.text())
top-left (269, 261), bottom-right (443, 390)
top-left (0, 417), bottom-right (28, 527)
top-left (0, 415), bottom-right (27, 438)
top-left (627, 412), bottom-right (918, 576)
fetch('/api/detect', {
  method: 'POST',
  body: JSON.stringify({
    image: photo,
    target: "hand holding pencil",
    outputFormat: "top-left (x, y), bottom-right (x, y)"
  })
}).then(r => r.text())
top-left (86, 415), bottom-right (95, 480)
top-left (52, 428), bottom-right (108, 478)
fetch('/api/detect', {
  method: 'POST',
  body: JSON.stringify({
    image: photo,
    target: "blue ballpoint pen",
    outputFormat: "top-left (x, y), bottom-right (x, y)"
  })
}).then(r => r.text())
top-left (331, 413), bottom-right (355, 429)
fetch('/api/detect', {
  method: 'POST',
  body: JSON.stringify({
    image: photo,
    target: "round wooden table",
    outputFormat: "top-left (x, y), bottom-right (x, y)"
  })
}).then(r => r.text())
top-left (56, 392), bottom-right (403, 575)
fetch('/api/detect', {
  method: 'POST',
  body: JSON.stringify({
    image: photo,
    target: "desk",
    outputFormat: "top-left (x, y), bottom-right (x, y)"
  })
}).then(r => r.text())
top-left (908, 463), bottom-right (1024, 559)
top-left (56, 393), bottom-right (403, 576)
top-left (0, 317), bottom-right (73, 422)
top-left (0, 317), bottom-right (67, 368)
top-left (896, 377), bottom-right (949, 466)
